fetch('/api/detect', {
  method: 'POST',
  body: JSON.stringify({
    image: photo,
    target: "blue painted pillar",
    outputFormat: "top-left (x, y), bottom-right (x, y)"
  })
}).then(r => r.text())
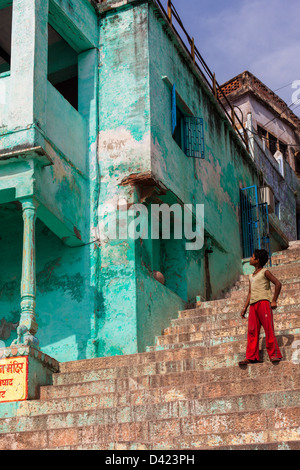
top-left (8, 0), bottom-right (49, 130)
top-left (17, 197), bottom-right (39, 346)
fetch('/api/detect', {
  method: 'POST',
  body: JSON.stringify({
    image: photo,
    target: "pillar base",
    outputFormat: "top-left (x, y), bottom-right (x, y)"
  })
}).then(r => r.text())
top-left (0, 345), bottom-right (59, 403)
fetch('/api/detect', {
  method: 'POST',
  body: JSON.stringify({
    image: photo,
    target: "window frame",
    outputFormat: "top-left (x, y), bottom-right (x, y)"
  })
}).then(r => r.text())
top-left (171, 84), bottom-right (205, 159)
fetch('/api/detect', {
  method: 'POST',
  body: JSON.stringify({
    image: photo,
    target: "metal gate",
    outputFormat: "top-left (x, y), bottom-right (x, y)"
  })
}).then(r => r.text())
top-left (240, 185), bottom-right (272, 265)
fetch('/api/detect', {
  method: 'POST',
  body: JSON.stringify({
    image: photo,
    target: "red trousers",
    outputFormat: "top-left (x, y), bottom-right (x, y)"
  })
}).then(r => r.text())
top-left (246, 300), bottom-right (282, 361)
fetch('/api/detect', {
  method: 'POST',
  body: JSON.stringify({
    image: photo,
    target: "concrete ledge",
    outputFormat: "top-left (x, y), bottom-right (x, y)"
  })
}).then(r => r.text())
top-left (0, 345), bottom-right (59, 402)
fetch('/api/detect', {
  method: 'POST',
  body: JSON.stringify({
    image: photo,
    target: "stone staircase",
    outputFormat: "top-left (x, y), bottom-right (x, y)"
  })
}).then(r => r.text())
top-left (0, 244), bottom-right (299, 450)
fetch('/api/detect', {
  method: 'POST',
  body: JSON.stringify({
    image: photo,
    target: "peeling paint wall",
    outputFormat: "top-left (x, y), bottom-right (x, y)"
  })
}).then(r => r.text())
top-left (0, 0), bottom-right (97, 362)
top-left (94, 3), bottom-right (152, 357)
top-left (148, 3), bottom-right (259, 302)
top-left (0, 0), bottom-right (267, 363)
top-left (0, 204), bottom-right (95, 361)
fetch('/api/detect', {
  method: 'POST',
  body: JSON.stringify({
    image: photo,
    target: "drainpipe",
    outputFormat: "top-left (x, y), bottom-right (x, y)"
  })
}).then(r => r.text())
top-left (204, 237), bottom-right (213, 301)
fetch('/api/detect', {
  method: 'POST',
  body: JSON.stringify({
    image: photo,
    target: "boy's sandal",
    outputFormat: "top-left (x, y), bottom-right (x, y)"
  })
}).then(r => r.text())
top-left (238, 359), bottom-right (251, 366)
top-left (238, 358), bottom-right (261, 366)
top-left (270, 357), bottom-right (282, 363)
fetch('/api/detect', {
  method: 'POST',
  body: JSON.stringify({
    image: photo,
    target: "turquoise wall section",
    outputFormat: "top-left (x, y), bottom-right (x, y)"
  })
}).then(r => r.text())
top-left (0, 0), bottom-right (262, 363)
top-left (0, 203), bottom-right (94, 362)
top-left (148, 3), bottom-right (259, 301)
top-left (94, 3), bottom-right (151, 358)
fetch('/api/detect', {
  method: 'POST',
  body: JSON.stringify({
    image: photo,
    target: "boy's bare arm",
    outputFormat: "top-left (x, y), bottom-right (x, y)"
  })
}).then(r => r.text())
top-left (241, 281), bottom-right (251, 319)
top-left (265, 270), bottom-right (282, 308)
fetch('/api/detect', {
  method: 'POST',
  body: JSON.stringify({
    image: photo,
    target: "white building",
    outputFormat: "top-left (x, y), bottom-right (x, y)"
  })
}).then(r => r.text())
top-left (219, 71), bottom-right (300, 246)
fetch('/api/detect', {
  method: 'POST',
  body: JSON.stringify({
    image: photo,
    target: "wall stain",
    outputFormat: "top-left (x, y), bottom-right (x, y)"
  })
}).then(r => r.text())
top-left (37, 259), bottom-right (84, 302)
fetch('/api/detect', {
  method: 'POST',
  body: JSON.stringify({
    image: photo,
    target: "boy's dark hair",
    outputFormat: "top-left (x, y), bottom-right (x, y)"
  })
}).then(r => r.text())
top-left (254, 249), bottom-right (269, 267)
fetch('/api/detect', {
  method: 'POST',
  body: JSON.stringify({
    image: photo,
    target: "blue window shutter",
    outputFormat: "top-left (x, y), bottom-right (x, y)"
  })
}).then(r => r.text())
top-left (171, 84), bottom-right (177, 135)
top-left (184, 116), bottom-right (205, 159)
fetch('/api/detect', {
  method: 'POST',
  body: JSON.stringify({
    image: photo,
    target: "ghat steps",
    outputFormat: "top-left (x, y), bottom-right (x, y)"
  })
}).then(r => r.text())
top-left (0, 244), bottom-right (299, 450)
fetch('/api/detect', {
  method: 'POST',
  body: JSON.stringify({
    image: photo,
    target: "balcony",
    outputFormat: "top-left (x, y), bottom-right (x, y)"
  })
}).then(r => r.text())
top-left (0, 0), bottom-right (98, 348)
top-left (0, 0), bottom-right (99, 248)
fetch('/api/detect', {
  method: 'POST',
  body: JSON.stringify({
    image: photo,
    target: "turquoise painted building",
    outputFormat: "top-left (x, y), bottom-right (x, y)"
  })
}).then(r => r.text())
top-left (0, 0), bottom-right (270, 363)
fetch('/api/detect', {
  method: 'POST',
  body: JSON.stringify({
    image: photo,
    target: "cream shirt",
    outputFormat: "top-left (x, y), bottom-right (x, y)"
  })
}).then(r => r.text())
top-left (249, 268), bottom-right (273, 305)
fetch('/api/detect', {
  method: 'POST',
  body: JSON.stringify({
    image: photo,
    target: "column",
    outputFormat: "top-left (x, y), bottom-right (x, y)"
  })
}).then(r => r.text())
top-left (246, 112), bottom-right (255, 160)
top-left (78, 48), bottom-right (99, 358)
top-left (8, 0), bottom-right (49, 129)
top-left (17, 198), bottom-right (39, 346)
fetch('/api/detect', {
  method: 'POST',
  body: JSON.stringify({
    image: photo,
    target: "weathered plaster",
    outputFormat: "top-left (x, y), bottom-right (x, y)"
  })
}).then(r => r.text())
top-left (0, 0), bottom-right (279, 365)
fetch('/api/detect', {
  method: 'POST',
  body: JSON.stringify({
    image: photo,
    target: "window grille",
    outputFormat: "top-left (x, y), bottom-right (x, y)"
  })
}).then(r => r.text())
top-left (184, 116), bottom-right (205, 159)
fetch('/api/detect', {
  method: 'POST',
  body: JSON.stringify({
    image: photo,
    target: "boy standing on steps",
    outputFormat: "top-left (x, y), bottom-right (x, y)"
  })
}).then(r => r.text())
top-left (239, 249), bottom-right (283, 366)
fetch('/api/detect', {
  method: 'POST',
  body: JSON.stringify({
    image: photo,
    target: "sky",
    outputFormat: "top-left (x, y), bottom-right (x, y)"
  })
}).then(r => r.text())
top-left (162, 0), bottom-right (300, 117)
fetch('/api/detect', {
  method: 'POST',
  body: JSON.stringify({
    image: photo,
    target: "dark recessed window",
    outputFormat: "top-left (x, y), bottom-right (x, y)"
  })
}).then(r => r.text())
top-left (275, 198), bottom-right (281, 219)
top-left (173, 104), bottom-right (184, 150)
top-left (295, 152), bottom-right (300, 175)
top-left (257, 125), bottom-right (288, 159)
top-left (268, 132), bottom-right (277, 156)
top-left (47, 24), bottom-right (78, 110)
top-left (0, 6), bottom-right (12, 74)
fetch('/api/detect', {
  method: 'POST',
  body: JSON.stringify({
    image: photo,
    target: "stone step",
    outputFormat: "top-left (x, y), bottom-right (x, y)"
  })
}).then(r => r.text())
top-left (159, 317), bottom-right (300, 344)
top-left (30, 438), bottom-right (300, 451)
top-left (272, 247), bottom-right (300, 256)
top-left (0, 400), bottom-right (298, 449)
top-left (288, 241), bottom-right (300, 250)
top-left (44, 340), bottom-right (298, 391)
top-left (41, 346), bottom-right (299, 401)
top-left (150, 326), bottom-right (300, 351)
top-left (274, 243), bottom-right (300, 251)
top-left (273, 251), bottom-right (300, 259)
top-left (169, 425), bottom-right (300, 451)
top-left (179, 300), bottom-right (300, 320)
top-left (16, 366), bottom-right (298, 418)
top-left (224, 280), bottom-right (300, 299)
top-left (227, 277), bottom-right (300, 292)
top-left (1, 250), bottom-right (298, 450)
top-left (58, 308), bottom-right (299, 375)
top-left (41, 439), bottom-right (300, 451)
top-left (238, 261), bottom-right (300, 282)
top-left (14, 375), bottom-right (300, 421)
top-left (198, 441), bottom-right (300, 451)
top-left (172, 308), bottom-right (300, 330)
top-left (229, 276), bottom-right (300, 290)
top-left (39, 360), bottom-right (299, 405)
top-left (195, 288), bottom-right (299, 311)
top-left (165, 311), bottom-right (300, 336)
top-left (272, 251), bottom-right (300, 265)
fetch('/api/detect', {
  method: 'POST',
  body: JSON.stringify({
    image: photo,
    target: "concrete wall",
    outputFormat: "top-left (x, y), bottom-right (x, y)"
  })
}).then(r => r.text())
top-left (0, 0), bottom-right (97, 362)
top-left (148, 3), bottom-right (259, 300)
top-left (0, 205), bottom-right (95, 362)
top-left (0, 0), bottom-right (270, 363)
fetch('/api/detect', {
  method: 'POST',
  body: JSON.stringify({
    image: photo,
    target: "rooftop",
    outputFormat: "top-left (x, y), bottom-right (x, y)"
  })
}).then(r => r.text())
top-left (219, 71), bottom-right (300, 133)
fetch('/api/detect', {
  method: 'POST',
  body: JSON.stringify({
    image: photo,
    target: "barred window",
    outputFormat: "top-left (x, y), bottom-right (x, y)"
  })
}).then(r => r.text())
top-left (171, 84), bottom-right (205, 159)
